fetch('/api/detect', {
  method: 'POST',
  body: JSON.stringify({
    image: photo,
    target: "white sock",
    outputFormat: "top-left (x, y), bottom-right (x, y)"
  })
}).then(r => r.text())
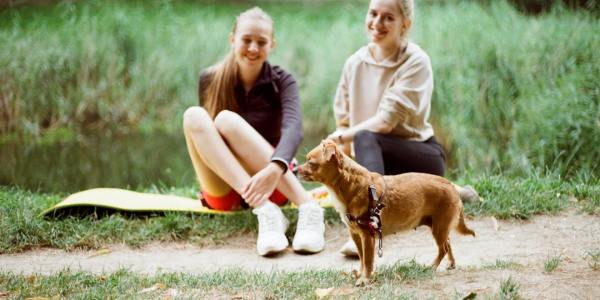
top-left (299, 200), bottom-right (319, 208)
top-left (254, 199), bottom-right (276, 210)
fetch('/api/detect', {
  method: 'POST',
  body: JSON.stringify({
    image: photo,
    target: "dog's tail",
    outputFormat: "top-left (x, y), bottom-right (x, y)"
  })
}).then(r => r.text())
top-left (457, 206), bottom-right (476, 237)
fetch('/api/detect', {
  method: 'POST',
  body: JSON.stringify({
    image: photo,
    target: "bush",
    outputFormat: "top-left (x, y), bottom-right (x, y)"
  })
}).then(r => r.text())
top-left (1, 1), bottom-right (598, 177)
top-left (507, 0), bottom-right (599, 14)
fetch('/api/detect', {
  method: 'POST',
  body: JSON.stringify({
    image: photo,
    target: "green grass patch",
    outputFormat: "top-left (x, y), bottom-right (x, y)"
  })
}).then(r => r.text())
top-left (483, 259), bottom-right (524, 271)
top-left (0, 260), bottom-right (431, 299)
top-left (377, 259), bottom-right (434, 283)
top-left (583, 249), bottom-right (600, 271)
top-left (543, 254), bottom-right (562, 273)
top-left (0, 185), bottom-right (341, 254)
top-left (2, 170), bottom-right (597, 253)
top-left (499, 276), bottom-right (523, 300)
top-left (462, 171), bottom-right (598, 219)
top-left (574, 180), bottom-right (600, 215)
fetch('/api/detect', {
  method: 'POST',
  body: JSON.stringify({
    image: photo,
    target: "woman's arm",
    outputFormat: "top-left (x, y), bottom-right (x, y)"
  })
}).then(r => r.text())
top-left (329, 59), bottom-right (355, 153)
top-left (327, 114), bottom-right (393, 144)
top-left (328, 53), bottom-right (396, 144)
top-left (271, 70), bottom-right (303, 170)
top-left (333, 59), bottom-right (351, 131)
top-left (242, 69), bottom-right (302, 206)
top-left (329, 49), bottom-right (433, 145)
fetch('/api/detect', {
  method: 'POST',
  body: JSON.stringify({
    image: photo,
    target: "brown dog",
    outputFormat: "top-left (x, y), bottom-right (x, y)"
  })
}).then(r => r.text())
top-left (297, 140), bottom-right (475, 286)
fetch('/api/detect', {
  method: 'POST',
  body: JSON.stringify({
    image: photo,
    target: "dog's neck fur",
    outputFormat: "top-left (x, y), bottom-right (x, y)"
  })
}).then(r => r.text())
top-left (324, 153), bottom-right (375, 218)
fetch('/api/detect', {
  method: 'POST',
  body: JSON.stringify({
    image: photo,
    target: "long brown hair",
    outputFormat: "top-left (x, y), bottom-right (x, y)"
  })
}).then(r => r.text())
top-left (202, 7), bottom-right (274, 119)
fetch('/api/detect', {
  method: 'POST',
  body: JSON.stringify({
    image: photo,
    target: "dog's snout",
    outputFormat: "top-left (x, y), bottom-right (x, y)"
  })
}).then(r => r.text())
top-left (294, 164), bottom-right (313, 181)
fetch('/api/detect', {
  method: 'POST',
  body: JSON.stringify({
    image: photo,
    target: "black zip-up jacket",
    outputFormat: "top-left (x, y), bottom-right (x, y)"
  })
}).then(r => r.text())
top-left (198, 61), bottom-right (303, 171)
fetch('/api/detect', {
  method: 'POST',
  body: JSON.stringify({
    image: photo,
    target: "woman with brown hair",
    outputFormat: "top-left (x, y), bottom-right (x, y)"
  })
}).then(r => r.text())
top-left (183, 7), bottom-right (324, 256)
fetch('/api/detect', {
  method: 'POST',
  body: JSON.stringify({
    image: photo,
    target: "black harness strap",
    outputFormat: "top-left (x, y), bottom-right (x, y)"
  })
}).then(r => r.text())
top-left (346, 175), bottom-right (387, 257)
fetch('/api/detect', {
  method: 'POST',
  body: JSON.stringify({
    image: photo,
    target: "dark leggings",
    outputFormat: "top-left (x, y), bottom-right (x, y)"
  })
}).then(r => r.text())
top-left (353, 130), bottom-right (446, 176)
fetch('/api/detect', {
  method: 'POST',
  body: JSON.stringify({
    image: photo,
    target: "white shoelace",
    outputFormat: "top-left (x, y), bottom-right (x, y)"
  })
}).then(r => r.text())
top-left (298, 206), bottom-right (322, 232)
top-left (257, 210), bottom-right (281, 233)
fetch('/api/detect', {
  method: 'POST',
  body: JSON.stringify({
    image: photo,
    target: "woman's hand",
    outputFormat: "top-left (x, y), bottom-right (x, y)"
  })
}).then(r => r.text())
top-left (327, 128), bottom-right (346, 144)
top-left (327, 116), bottom-right (393, 145)
top-left (242, 162), bottom-right (284, 207)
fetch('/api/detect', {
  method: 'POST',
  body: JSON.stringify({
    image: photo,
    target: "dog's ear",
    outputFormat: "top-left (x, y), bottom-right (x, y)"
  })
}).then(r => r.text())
top-left (321, 140), bottom-right (338, 162)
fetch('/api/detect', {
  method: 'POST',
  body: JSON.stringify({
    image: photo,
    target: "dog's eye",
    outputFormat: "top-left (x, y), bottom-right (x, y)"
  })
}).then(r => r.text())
top-left (308, 161), bottom-right (318, 168)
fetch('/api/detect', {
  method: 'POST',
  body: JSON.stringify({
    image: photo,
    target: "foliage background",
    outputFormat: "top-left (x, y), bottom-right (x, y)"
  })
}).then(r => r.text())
top-left (1, 0), bottom-right (598, 180)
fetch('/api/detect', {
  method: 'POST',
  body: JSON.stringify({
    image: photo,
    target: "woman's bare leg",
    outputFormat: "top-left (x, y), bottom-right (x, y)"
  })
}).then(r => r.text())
top-left (213, 110), bottom-right (311, 206)
top-left (214, 110), bottom-right (324, 253)
top-left (182, 106), bottom-right (254, 197)
top-left (184, 106), bottom-right (293, 255)
top-left (183, 129), bottom-right (231, 197)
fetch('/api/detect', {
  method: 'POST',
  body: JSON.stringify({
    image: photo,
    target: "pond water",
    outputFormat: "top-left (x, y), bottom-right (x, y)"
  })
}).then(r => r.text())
top-left (0, 131), bottom-right (322, 193)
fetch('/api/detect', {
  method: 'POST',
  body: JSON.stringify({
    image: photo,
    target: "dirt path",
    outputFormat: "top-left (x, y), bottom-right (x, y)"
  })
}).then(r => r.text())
top-left (1, 210), bottom-right (599, 298)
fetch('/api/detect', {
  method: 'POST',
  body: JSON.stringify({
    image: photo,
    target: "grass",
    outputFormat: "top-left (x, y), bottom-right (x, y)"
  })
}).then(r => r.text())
top-left (543, 254), bottom-right (562, 273)
top-left (2, 259), bottom-right (582, 299)
top-left (0, 185), bottom-right (340, 254)
top-left (462, 171), bottom-right (599, 220)
top-left (483, 259), bottom-right (524, 271)
top-left (0, 260), bottom-right (431, 299)
top-left (499, 276), bottom-right (522, 300)
top-left (1, 170), bottom-right (597, 254)
top-left (1, 0), bottom-right (599, 178)
top-left (577, 183), bottom-right (600, 215)
top-left (583, 249), bottom-right (600, 270)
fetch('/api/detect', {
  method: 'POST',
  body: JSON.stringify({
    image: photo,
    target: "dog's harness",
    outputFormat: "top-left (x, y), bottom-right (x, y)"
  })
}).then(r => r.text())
top-left (346, 175), bottom-right (387, 257)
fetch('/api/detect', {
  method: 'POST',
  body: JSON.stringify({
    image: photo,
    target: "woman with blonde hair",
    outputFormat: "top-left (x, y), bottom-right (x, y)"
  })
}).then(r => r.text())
top-left (328, 0), bottom-right (478, 256)
top-left (183, 7), bottom-right (325, 256)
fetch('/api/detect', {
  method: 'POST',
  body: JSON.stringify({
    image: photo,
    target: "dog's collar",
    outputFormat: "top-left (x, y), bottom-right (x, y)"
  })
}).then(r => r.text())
top-left (346, 175), bottom-right (387, 257)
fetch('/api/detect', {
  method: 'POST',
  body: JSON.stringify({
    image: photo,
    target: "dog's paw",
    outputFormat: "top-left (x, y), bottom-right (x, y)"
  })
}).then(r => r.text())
top-left (351, 269), bottom-right (361, 279)
top-left (354, 276), bottom-right (371, 287)
top-left (447, 263), bottom-right (456, 270)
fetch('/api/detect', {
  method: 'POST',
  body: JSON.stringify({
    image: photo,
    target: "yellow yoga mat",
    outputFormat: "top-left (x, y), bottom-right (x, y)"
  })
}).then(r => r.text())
top-left (42, 187), bottom-right (332, 217)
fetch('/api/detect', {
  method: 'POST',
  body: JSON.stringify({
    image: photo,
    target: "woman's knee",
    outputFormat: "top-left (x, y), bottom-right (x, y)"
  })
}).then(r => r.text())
top-left (354, 130), bottom-right (385, 173)
top-left (183, 106), bottom-right (212, 133)
top-left (354, 130), bottom-right (378, 147)
top-left (214, 110), bottom-right (244, 136)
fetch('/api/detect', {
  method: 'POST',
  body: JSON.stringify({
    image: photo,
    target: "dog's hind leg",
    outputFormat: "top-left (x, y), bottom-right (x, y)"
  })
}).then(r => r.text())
top-left (430, 224), bottom-right (451, 270)
top-left (445, 238), bottom-right (456, 270)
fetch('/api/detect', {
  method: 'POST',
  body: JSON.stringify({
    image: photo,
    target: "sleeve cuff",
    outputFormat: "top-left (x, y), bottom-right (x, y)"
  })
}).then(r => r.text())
top-left (270, 157), bottom-right (289, 174)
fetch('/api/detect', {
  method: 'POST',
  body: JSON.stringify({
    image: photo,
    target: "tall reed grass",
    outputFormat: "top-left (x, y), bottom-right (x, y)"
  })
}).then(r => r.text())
top-left (1, 1), bottom-right (598, 177)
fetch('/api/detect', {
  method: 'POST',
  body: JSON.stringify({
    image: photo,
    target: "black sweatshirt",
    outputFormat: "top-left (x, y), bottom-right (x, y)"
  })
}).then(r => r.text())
top-left (198, 61), bottom-right (303, 171)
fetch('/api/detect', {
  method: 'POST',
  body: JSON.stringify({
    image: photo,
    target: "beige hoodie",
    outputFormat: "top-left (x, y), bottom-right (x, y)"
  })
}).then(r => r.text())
top-left (333, 42), bottom-right (434, 142)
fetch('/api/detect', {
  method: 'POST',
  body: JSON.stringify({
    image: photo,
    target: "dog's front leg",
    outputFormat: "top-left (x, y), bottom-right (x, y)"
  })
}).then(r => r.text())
top-left (350, 231), bottom-right (363, 279)
top-left (355, 230), bottom-right (375, 287)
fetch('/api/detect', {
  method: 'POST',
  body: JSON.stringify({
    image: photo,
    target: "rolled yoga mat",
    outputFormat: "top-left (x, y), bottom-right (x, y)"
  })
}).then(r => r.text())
top-left (41, 187), bottom-right (332, 217)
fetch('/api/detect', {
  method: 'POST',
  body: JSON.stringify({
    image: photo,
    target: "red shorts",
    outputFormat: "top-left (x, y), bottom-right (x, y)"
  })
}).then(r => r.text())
top-left (199, 160), bottom-right (295, 211)
top-left (200, 188), bottom-right (288, 211)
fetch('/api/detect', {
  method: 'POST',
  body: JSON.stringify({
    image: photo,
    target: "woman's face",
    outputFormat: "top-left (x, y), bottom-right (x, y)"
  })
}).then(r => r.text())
top-left (365, 0), bottom-right (404, 48)
top-left (230, 18), bottom-right (274, 70)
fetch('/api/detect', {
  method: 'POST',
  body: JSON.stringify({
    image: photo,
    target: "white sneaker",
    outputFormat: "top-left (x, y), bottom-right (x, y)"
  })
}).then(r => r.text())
top-left (292, 201), bottom-right (325, 253)
top-left (339, 239), bottom-right (359, 257)
top-left (459, 185), bottom-right (480, 203)
top-left (252, 201), bottom-right (289, 256)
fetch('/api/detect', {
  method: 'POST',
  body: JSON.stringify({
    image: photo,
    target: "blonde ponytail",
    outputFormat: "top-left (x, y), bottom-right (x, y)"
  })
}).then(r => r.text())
top-left (203, 52), bottom-right (238, 119)
top-left (395, 0), bottom-right (414, 45)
